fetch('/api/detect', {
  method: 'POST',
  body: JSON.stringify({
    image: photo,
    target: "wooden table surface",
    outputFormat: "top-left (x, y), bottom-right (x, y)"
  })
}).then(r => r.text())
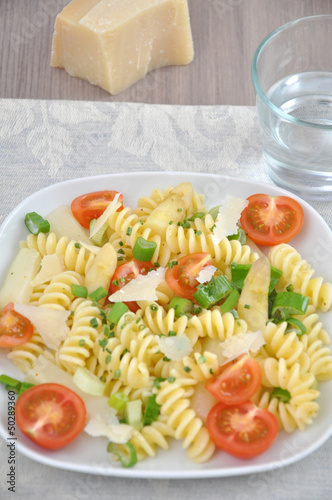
top-left (0, 0), bottom-right (331, 105)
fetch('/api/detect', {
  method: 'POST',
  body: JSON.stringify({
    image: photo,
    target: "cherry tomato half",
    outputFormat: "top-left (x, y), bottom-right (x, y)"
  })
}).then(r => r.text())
top-left (205, 355), bottom-right (262, 406)
top-left (240, 194), bottom-right (304, 246)
top-left (0, 303), bottom-right (34, 348)
top-left (206, 401), bottom-right (279, 459)
top-left (109, 258), bottom-right (155, 312)
top-left (71, 190), bottom-right (123, 229)
top-left (165, 252), bottom-right (214, 301)
top-left (15, 383), bottom-right (86, 450)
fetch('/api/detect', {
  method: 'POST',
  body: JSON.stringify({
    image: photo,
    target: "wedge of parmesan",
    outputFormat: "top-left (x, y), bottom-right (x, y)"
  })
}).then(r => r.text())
top-left (109, 268), bottom-right (166, 302)
top-left (89, 192), bottom-right (121, 239)
top-left (30, 254), bottom-right (64, 287)
top-left (211, 196), bottom-right (248, 245)
top-left (13, 303), bottom-right (70, 350)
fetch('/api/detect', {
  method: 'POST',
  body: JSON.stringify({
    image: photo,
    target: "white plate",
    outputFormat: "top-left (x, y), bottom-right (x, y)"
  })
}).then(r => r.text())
top-left (1, 171), bottom-right (332, 479)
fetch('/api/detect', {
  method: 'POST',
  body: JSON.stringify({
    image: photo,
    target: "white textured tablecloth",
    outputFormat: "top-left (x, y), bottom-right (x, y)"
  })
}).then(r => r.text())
top-left (0, 100), bottom-right (331, 500)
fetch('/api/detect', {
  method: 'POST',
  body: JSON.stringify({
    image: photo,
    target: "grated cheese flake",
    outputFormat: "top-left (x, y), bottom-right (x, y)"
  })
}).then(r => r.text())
top-left (109, 267), bottom-right (166, 302)
top-left (211, 196), bottom-right (248, 245)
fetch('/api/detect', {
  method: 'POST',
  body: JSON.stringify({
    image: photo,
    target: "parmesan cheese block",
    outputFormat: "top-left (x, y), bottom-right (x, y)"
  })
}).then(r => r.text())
top-left (51, 0), bottom-right (194, 95)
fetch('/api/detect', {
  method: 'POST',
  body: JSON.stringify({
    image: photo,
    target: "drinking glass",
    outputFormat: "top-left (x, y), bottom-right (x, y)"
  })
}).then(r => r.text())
top-left (252, 15), bottom-right (332, 201)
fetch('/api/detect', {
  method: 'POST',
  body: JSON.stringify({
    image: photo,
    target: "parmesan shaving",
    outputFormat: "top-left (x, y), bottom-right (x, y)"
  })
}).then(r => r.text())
top-left (156, 334), bottom-right (192, 361)
top-left (196, 265), bottom-right (217, 284)
top-left (84, 414), bottom-right (133, 444)
top-left (30, 254), bottom-right (64, 287)
top-left (109, 268), bottom-right (166, 302)
top-left (89, 192), bottom-right (121, 239)
top-left (220, 331), bottom-right (266, 360)
top-left (78, 240), bottom-right (101, 255)
top-left (13, 303), bottom-right (70, 350)
top-left (211, 196), bottom-right (248, 245)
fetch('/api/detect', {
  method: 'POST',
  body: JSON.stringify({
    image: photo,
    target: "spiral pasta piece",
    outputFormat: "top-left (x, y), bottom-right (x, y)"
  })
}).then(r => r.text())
top-left (21, 232), bottom-right (96, 275)
top-left (58, 298), bottom-right (103, 372)
top-left (154, 371), bottom-right (215, 463)
top-left (166, 222), bottom-right (258, 272)
top-left (181, 351), bottom-right (219, 382)
top-left (130, 418), bottom-right (174, 461)
top-left (7, 333), bottom-right (46, 373)
top-left (257, 357), bottom-right (320, 432)
top-left (92, 334), bottom-right (152, 390)
top-left (269, 244), bottom-right (332, 312)
top-left (186, 309), bottom-right (247, 341)
top-left (37, 270), bottom-right (83, 310)
top-left (261, 321), bottom-right (307, 368)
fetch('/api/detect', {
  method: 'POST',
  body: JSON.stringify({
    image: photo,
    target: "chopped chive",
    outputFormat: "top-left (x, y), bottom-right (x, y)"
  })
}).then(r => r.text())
top-left (126, 227), bottom-right (132, 236)
top-left (98, 338), bottom-right (108, 350)
top-left (168, 330), bottom-right (177, 337)
top-left (105, 355), bottom-right (112, 364)
top-left (75, 243), bottom-right (81, 249)
top-left (184, 366), bottom-right (192, 373)
top-left (79, 339), bottom-right (86, 347)
top-left (167, 376), bottom-right (176, 383)
top-left (198, 355), bottom-right (207, 364)
top-left (150, 304), bottom-right (158, 312)
top-left (118, 248), bottom-right (125, 255)
top-left (163, 356), bottom-right (171, 362)
top-left (90, 317), bottom-right (99, 328)
top-left (114, 369), bottom-right (121, 379)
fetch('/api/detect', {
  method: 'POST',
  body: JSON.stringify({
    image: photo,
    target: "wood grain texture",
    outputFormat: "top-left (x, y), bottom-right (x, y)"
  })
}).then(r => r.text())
top-left (0, 0), bottom-right (331, 105)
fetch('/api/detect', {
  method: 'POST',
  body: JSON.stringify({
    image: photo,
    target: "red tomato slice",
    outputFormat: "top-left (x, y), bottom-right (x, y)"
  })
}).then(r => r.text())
top-left (71, 190), bottom-right (123, 229)
top-left (240, 194), bottom-right (304, 246)
top-left (207, 401), bottom-right (279, 459)
top-left (15, 383), bottom-right (86, 450)
top-left (109, 258), bottom-right (155, 312)
top-left (0, 303), bottom-right (34, 348)
top-left (205, 355), bottom-right (262, 406)
top-left (165, 252), bottom-right (214, 300)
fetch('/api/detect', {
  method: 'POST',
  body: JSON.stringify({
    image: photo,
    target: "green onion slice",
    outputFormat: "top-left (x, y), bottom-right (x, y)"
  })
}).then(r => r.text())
top-left (285, 317), bottom-right (307, 336)
top-left (227, 227), bottom-right (247, 245)
top-left (193, 275), bottom-right (232, 309)
top-left (107, 442), bottom-right (137, 468)
top-left (231, 263), bottom-right (282, 295)
top-left (270, 387), bottom-right (291, 404)
top-left (89, 286), bottom-right (108, 302)
top-left (107, 303), bottom-right (129, 324)
top-left (220, 288), bottom-right (240, 314)
top-left (108, 392), bottom-right (129, 411)
top-left (208, 205), bottom-right (222, 221)
top-left (71, 284), bottom-right (88, 298)
top-left (272, 291), bottom-right (309, 320)
top-left (169, 296), bottom-right (193, 317)
top-left (143, 395), bottom-right (161, 426)
top-left (132, 237), bottom-right (157, 262)
top-left (89, 219), bottom-right (108, 247)
top-left (24, 212), bottom-right (50, 235)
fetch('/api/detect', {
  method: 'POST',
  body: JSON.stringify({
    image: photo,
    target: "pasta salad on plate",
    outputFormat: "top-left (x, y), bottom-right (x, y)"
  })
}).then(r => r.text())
top-left (0, 172), bottom-right (332, 478)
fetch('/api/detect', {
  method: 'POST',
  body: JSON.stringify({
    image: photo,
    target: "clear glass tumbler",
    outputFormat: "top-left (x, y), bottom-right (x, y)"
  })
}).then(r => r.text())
top-left (252, 15), bottom-right (332, 201)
